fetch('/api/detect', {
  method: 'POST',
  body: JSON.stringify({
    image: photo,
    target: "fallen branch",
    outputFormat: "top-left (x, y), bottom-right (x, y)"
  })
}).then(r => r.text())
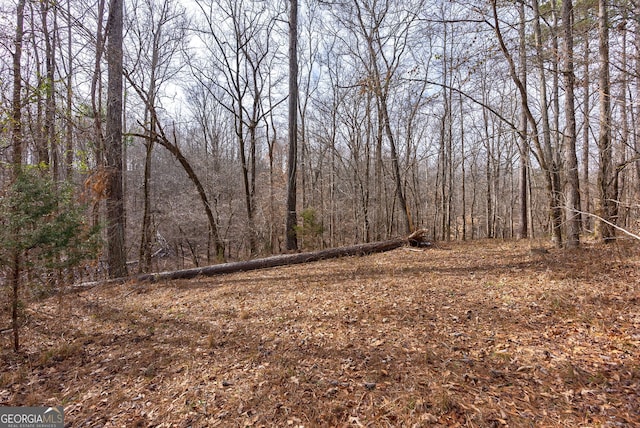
top-left (567, 208), bottom-right (640, 241)
top-left (72, 238), bottom-right (406, 290)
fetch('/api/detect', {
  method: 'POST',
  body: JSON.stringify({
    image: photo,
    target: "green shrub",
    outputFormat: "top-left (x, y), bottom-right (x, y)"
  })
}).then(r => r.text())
top-left (295, 208), bottom-right (324, 250)
top-left (1, 167), bottom-right (101, 350)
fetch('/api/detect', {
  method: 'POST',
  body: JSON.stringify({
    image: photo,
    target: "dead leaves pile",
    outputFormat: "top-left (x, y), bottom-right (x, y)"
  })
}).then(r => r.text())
top-left (1, 239), bottom-right (639, 427)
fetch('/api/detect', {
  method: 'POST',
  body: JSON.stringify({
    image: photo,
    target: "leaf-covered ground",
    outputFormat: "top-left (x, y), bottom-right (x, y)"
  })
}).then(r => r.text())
top-left (2, 239), bottom-right (640, 427)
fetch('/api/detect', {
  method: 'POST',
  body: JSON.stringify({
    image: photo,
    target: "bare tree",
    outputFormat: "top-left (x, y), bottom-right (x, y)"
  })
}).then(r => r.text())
top-left (636, 3), bottom-right (640, 207)
top-left (105, 0), bottom-right (127, 278)
top-left (581, 29), bottom-right (592, 232)
top-left (125, 73), bottom-right (226, 263)
top-left (26, 0), bottom-right (59, 177)
top-left (491, 0), bottom-right (564, 246)
top-left (517, 0), bottom-right (528, 239)
top-left (321, 0), bottom-right (424, 236)
top-left (353, 0), bottom-right (416, 234)
top-left (126, 0), bottom-right (187, 271)
top-left (595, 0), bottom-right (615, 242)
top-left (562, 0), bottom-right (581, 248)
top-left (286, 0), bottom-right (299, 251)
top-left (63, 0), bottom-right (74, 179)
top-left (9, 0), bottom-right (26, 352)
top-left (192, 0), bottom-right (281, 256)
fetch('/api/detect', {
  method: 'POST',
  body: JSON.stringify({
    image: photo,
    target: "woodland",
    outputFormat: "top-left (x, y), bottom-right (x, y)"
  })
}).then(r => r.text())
top-left (2, 0), bottom-right (640, 277)
top-left (1, 241), bottom-right (639, 426)
top-left (1, 0), bottom-right (640, 423)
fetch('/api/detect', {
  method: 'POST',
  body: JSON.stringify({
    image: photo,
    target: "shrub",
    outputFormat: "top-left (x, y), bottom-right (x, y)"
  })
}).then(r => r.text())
top-left (295, 208), bottom-right (324, 250)
top-left (1, 167), bottom-right (101, 350)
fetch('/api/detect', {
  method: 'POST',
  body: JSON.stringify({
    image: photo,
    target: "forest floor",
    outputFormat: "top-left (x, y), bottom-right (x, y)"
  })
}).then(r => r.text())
top-left (1, 239), bottom-right (640, 427)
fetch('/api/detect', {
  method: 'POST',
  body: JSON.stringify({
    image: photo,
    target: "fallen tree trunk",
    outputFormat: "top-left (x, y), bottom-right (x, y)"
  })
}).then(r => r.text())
top-left (73, 238), bottom-right (406, 289)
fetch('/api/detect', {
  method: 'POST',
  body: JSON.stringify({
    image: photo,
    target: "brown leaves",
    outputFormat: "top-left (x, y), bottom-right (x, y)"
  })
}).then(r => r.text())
top-left (1, 240), bottom-right (639, 426)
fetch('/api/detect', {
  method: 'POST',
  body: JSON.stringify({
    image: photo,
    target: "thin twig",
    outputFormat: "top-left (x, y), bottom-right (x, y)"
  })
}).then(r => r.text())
top-left (567, 208), bottom-right (640, 241)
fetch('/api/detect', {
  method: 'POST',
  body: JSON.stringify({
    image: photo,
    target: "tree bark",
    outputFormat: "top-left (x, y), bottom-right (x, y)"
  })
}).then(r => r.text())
top-left (517, 0), bottom-right (529, 239)
top-left (286, 0), bottom-right (299, 251)
top-left (139, 136), bottom-right (153, 272)
top-left (11, 0), bottom-right (26, 352)
top-left (636, 12), bottom-right (640, 205)
top-left (595, 0), bottom-right (615, 242)
top-left (459, 92), bottom-right (467, 240)
top-left (138, 3), bottom-right (162, 273)
top-left (582, 36), bottom-right (591, 231)
top-left (38, 0), bottom-right (57, 177)
top-left (482, 100), bottom-right (493, 239)
top-left (64, 0), bottom-right (74, 180)
top-left (105, 0), bottom-right (127, 278)
top-left (532, 0), bottom-right (563, 247)
top-left (91, 0), bottom-right (106, 171)
top-left (562, 0), bottom-right (581, 248)
top-left (139, 238), bottom-right (406, 282)
top-left (617, 18), bottom-right (629, 229)
top-left (75, 239), bottom-right (406, 288)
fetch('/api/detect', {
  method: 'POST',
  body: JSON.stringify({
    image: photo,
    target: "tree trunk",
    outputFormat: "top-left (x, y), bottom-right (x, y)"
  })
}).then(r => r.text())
top-left (562, 0), bottom-right (581, 248)
top-left (266, 97), bottom-right (278, 253)
top-left (39, 0), bottom-right (57, 177)
top-left (518, 0), bottom-right (529, 239)
top-left (352, 0), bottom-right (412, 235)
top-left (459, 92), bottom-right (467, 240)
top-left (527, 0), bottom-right (563, 246)
top-left (139, 135), bottom-right (154, 273)
top-left (64, 0), bottom-right (74, 180)
top-left (138, 18), bottom-right (159, 273)
top-left (11, 0), bottom-right (26, 352)
top-left (439, 107), bottom-right (447, 240)
top-left (617, 18), bottom-right (629, 229)
top-left (636, 12), bottom-right (640, 205)
top-left (12, 1), bottom-right (24, 172)
top-left (582, 36), bottom-right (591, 232)
top-left (105, 0), bottom-right (127, 278)
top-left (481, 99), bottom-right (493, 239)
top-left (91, 0), bottom-right (106, 174)
top-left (286, 0), bottom-right (299, 251)
top-left (374, 90), bottom-right (383, 241)
top-left (244, 122), bottom-right (257, 255)
top-left (595, 0), bottom-right (615, 242)
top-left (74, 239), bottom-right (408, 290)
top-left (30, 3), bottom-right (47, 168)
top-left (126, 73), bottom-right (226, 261)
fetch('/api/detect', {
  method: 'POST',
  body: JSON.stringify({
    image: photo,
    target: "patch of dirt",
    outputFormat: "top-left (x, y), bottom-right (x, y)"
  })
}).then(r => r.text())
top-left (2, 239), bottom-right (639, 427)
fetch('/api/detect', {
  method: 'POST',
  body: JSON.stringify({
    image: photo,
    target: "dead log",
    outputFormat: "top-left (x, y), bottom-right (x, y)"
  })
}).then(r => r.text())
top-left (136, 238), bottom-right (405, 282)
top-left (72, 238), bottom-right (405, 289)
top-left (408, 229), bottom-right (432, 248)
